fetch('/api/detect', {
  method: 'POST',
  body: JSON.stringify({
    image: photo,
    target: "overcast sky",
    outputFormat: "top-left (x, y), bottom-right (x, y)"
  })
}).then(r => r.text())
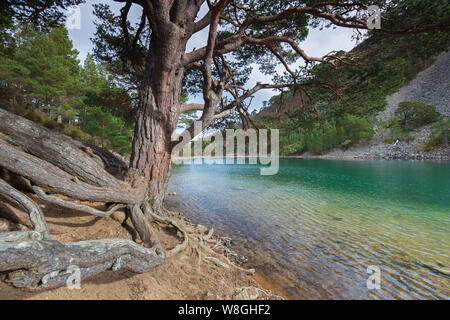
top-left (67, 1), bottom-right (360, 112)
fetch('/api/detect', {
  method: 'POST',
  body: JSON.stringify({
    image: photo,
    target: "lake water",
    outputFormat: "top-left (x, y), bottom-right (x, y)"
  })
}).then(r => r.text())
top-left (166, 159), bottom-right (450, 299)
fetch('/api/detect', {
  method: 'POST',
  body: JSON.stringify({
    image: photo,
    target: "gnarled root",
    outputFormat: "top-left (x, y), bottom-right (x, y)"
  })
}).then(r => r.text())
top-left (160, 210), bottom-right (256, 276)
top-left (0, 234), bottom-right (164, 290)
top-left (0, 178), bottom-right (49, 238)
top-left (0, 165), bottom-right (165, 290)
top-left (0, 198), bottom-right (67, 234)
top-left (148, 210), bottom-right (188, 258)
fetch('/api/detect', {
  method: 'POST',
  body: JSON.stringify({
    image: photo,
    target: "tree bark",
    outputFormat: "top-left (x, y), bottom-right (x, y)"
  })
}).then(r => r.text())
top-left (0, 234), bottom-right (164, 290)
top-left (128, 30), bottom-right (186, 217)
top-left (0, 2), bottom-right (207, 289)
top-left (0, 161), bottom-right (165, 290)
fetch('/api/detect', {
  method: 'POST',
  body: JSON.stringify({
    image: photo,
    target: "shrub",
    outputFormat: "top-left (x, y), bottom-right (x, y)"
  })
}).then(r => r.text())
top-left (386, 116), bottom-right (411, 141)
top-left (425, 119), bottom-right (449, 150)
top-left (24, 110), bottom-right (44, 123)
top-left (56, 122), bottom-right (65, 131)
top-left (43, 119), bottom-right (59, 129)
top-left (395, 101), bottom-right (441, 129)
top-left (281, 144), bottom-right (299, 156)
top-left (12, 104), bottom-right (27, 116)
top-left (339, 115), bottom-right (374, 145)
top-left (62, 125), bottom-right (90, 141)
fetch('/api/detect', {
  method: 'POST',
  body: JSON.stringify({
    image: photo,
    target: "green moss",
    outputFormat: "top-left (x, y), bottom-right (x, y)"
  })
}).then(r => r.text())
top-left (425, 119), bottom-right (449, 150)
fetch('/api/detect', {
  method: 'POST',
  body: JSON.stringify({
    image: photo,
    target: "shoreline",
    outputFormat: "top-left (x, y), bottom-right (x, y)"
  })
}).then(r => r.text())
top-left (164, 196), bottom-right (290, 300)
top-left (172, 141), bottom-right (450, 162)
top-left (169, 210), bottom-right (287, 300)
top-left (172, 152), bottom-right (450, 161)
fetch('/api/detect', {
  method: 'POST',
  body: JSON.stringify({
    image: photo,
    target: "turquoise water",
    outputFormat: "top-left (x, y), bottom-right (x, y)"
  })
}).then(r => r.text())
top-left (166, 159), bottom-right (450, 299)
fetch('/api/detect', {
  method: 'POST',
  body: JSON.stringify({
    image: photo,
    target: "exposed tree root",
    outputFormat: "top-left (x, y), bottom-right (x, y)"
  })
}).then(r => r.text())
top-left (204, 228), bottom-right (214, 241)
top-left (32, 186), bottom-right (126, 218)
top-left (0, 197), bottom-right (68, 234)
top-left (0, 109), bottom-right (257, 292)
top-left (0, 140), bottom-right (143, 204)
top-left (161, 210), bottom-right (256, 276)
top-left (0, 235), bottom-right (164, 290)
top-left (197, 238), bottom-right (255, 275)
top-left (0, 108), bottom-right (121, 188)
top-left (204, 256), bottom-right (230, 270)
top-left (0, 179), bottom-right (165, 290)
top-left (0, 109), bottom-right (169, 290)
top-left (0, 217), bottom-right (22, 231)
top-left (0, 178), bottom-right (49, 238)
top-left (149, 211), bottom-right (188, 258)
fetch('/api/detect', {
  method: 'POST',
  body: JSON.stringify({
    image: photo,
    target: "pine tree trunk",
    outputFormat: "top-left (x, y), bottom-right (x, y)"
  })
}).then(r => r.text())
top-left (127, 32), bottom-right (186, 217)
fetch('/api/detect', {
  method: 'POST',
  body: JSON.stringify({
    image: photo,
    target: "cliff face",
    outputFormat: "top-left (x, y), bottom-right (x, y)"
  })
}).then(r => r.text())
top-left (319, 51), bottom-right (450, 161)
top-left (254, 36), bottom-right (450, 159)
top-left (378, 50), bottom-right (450, 123)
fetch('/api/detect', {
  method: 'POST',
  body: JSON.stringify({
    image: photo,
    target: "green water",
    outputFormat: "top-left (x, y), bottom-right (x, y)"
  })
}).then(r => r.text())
top-left (166, 159), bottom-right (450, 299)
